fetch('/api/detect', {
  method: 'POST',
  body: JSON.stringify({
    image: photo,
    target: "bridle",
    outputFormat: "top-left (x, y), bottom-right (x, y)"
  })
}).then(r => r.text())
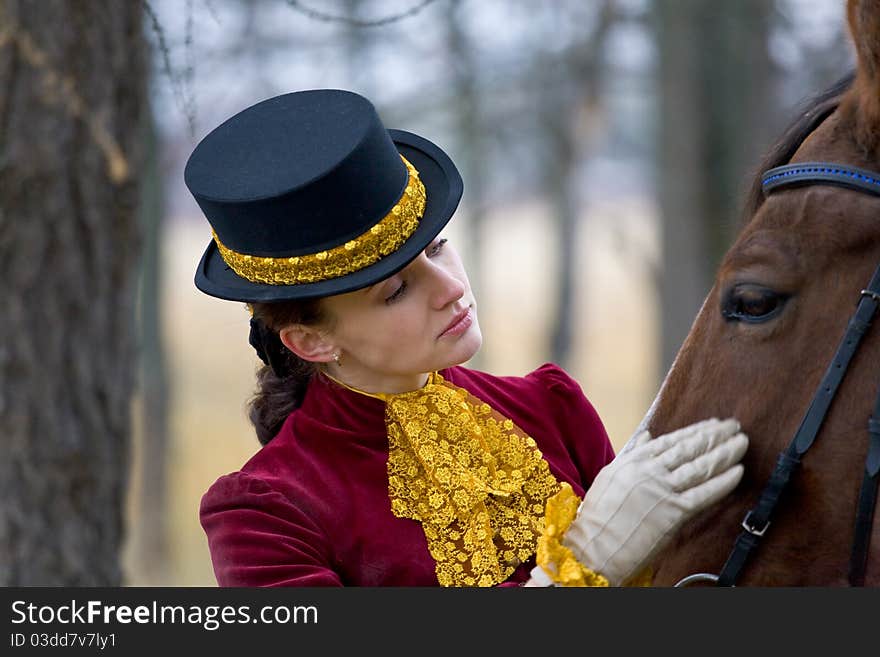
top-left (675, 162), bottom-right (880, 587)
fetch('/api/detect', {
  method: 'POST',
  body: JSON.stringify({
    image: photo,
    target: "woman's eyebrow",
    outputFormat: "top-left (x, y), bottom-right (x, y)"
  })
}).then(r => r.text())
top-left (362, 281), bottom-right (382, 297)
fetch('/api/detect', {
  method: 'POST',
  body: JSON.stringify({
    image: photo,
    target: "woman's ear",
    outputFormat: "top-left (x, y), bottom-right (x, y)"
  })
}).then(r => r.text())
top-left (279, 325), bottom-right (338, 364)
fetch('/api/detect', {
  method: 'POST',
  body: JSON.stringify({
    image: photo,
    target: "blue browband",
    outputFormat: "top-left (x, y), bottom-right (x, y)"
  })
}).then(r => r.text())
top-left (762, 161), bottom-right (880, 197)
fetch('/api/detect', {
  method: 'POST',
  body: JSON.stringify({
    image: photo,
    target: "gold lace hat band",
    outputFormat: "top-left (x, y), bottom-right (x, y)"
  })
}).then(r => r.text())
top-left (212, 155), bottom-right (426, 286)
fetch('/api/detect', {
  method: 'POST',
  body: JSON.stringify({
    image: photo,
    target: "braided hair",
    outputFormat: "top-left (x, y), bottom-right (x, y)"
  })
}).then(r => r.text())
top-left (246, 298), bottom-right (329, 445)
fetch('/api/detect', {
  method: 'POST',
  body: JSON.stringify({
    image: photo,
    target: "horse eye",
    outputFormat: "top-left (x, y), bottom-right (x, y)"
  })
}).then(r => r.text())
top-left (721, 285), bottom-right (788, 323)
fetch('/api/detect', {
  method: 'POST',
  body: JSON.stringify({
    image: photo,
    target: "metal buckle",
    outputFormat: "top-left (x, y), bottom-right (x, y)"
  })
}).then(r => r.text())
top-left (741, 511), bottom-right (770, 537)
top-left (674, 572), bottom-right (721, 587)
top-left (861, 289), bottom-right (880, 304)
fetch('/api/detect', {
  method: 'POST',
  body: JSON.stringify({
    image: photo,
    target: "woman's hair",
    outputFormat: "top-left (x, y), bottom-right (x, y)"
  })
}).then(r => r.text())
top-left (247, 298), bottom-right (329, 445)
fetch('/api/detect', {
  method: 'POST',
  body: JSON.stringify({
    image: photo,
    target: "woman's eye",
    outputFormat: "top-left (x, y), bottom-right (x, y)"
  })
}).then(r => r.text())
top-left (385, 281), bottom-right (407, 304)
top-left (428, 238), bottom-right (448, 257)
top-left (721, 285), bottom-right (788, 323)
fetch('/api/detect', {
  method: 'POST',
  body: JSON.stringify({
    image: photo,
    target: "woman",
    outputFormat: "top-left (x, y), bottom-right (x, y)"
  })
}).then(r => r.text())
top-left (185, 89), bottom-right (747, 587)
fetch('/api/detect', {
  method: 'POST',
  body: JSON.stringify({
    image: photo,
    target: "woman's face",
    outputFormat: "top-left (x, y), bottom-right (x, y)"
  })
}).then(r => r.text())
top-left (319, 236), bottom-right (482, 393)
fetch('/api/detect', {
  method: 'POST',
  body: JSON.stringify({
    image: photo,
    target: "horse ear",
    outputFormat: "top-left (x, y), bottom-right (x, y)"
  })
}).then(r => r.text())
top-left (843, 0), bottom-right (880, 153)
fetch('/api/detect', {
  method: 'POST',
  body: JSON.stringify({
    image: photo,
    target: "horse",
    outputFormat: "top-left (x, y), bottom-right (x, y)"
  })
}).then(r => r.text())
top-left (641, 0), bottom-right (880, 586)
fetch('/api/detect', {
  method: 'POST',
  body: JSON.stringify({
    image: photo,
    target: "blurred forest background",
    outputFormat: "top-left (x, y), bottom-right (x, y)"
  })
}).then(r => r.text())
top-left (1, 0), bottom-right (853, 586)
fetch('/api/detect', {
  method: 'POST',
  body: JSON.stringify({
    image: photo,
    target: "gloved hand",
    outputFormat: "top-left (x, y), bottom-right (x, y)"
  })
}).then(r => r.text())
top-left (532, 417), bottom-right (747, 586)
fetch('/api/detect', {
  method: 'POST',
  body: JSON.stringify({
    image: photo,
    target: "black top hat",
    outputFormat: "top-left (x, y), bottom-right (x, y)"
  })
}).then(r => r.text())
top-left (184, 89), bottom-right (463, 302)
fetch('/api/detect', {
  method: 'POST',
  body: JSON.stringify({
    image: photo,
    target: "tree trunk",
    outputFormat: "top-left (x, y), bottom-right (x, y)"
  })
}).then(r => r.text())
top-left (546, 2), bottom-right (615, 369)
top-left (130, 105), bottom-right (170, 584)
top-left (446, 0), bottom-right (486, 368)
top-left (0, 0), bottom-right (147, 585)
top-left (654, 0), bottom-right (774, 376)
top-left (547, 145), bottom-right (578, 369)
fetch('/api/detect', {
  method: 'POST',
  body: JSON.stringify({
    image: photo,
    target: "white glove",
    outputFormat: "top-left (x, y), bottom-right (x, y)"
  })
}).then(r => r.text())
top-left (553, 417), bottom-right (747, 586)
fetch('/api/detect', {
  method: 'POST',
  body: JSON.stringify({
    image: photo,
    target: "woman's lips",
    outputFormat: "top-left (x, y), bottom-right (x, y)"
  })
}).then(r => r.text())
top-left (439, 307), bottom-right (473, 338)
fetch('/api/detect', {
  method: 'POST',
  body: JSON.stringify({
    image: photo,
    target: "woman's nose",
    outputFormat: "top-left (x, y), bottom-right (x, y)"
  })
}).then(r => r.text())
top-left (428, 261), bottom-right (466, 309)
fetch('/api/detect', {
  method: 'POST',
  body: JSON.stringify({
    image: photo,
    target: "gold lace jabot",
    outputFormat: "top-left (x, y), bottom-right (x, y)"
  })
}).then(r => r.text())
top-left (325, 371), bottom-right (653, 587)
top-left (351, 372), bottom-right (563, 587)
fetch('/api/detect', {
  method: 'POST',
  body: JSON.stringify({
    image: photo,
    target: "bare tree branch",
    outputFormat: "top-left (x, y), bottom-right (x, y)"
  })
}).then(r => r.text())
top-left (285, 0), bottom-right (440, 28)
top-left (143, 0), bottom-right (196, 136)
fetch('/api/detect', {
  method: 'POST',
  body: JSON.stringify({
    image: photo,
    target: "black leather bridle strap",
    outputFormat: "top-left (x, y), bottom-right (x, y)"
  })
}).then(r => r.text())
top-left (848, 378), bottom-right (880, 585)
top-left (714, 448), bottom-right (798, 587)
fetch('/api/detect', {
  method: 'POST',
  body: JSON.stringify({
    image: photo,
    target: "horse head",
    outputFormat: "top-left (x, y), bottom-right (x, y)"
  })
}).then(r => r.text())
top-left (645, 0), bottom-right (880, 586)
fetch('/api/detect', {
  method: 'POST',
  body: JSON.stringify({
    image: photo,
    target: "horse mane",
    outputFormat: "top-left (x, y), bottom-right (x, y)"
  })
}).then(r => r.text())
top-left (740, 70), bottom-right (856, 223)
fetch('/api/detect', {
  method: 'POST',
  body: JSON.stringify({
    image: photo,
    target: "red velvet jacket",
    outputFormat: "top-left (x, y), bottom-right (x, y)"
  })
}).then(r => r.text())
top-left (199, 363), bottom-right (615, 586)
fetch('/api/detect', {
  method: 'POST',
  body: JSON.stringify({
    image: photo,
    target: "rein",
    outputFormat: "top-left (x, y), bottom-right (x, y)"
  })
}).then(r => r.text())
top-left (677, 162), bottom-right (880, 587)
